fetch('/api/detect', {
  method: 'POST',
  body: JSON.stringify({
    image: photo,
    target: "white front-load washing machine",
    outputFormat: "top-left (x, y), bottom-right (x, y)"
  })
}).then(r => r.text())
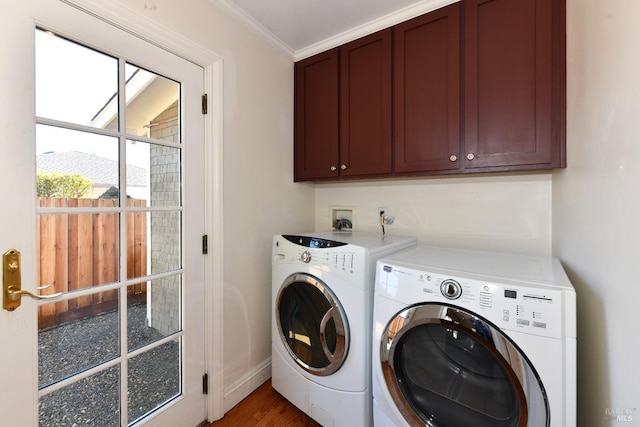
top-left (372, 246), bottom-right (576, 427)
top-left (272, 231), bottom-right (416, 427)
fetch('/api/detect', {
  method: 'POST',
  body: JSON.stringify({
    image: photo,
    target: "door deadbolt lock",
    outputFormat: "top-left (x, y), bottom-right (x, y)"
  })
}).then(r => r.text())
top-left (3, 249), bottom-right (62, 311)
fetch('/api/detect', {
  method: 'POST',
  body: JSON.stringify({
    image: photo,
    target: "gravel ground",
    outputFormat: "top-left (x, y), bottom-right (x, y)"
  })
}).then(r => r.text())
top-left (38, 304), bottom-right (180, 426)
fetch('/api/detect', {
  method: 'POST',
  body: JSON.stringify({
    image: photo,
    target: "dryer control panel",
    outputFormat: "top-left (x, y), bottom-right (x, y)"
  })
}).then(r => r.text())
top-left (473, 280), bottom-right (565, 339)
top-left (377, 264), bottom-right (574, 340)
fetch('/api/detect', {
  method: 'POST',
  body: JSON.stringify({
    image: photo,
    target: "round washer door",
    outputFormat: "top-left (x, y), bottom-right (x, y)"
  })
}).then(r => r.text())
top-left (276, 273), bottom-right (349, 376)
top-left (380, 303), bottom-right (549, 427)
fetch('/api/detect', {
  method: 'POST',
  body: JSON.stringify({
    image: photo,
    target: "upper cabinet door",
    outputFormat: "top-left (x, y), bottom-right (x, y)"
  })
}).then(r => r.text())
top-left (394, 3), bottom-right (461, 174)
top-left (464, 0), bottom-right (566, 170)
top-left (339, 29), bottom-right (393, 177)
top-left (294, 49), bottom-right (339, 181)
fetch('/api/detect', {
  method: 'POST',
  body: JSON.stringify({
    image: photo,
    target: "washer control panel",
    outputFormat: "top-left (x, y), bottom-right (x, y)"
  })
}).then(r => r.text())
top-left (282, 234), bottom-right (348, 249)
top-left (300, 250), bottom-right (312, 263)
top-left (377, 263), bottom-right (570, 339)
top-left (273, 235), bottom-right (368, 289)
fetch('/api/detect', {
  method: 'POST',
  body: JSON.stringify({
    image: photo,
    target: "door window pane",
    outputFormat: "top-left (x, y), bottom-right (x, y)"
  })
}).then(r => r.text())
top-left (127, 277), bottom-right (181, 352)
top-left (36, 28), bottom-right (119, 130)
top-left (125, 140), bottom-right (182, 208)
top-left (38, 296), bottom-right (120, 389)
top-left (126, 210), bottom-right (182, 281)
top-left (37, 213), bottom-right (120, 295)
top-left (125, 64), bottom-right (180, 139)
top-left (39, 365), bottom-right (120, 427)
top-left (151, 210), bottom-right (182, 274)
top-left (128, 338), bottom-right (181, 423)
top-left (36, 125), bottom-right (120, 203)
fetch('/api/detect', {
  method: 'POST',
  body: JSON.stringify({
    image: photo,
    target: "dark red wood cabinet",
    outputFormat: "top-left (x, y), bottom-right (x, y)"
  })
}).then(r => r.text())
top-left (394, 3), bottom-right (461, 174)
top-left (463, 0), bottom-right (565, 171)
top-left (294, 29), bottom-right (392, 181)
top-left (293, 0), bottom-right (566, 181)
top-left (340, 29), bottom-right (393, 178)
top-left (293, 49), bottom-right (339, 181)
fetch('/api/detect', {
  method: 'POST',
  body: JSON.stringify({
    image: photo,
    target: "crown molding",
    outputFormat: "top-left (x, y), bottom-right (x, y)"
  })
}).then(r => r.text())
top-left (208, 0), bottom-right (295, 59)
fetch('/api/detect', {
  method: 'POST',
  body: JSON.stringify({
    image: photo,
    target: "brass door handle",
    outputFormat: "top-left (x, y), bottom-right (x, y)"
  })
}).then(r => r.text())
top-left (3, 249), bottom-right (62, 311)
top-left (7, 285), bottom-right (62, 301)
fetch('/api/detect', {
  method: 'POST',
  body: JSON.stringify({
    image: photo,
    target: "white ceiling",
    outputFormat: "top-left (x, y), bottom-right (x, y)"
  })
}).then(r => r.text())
top-left (209, 0), bottom-right (458, 60)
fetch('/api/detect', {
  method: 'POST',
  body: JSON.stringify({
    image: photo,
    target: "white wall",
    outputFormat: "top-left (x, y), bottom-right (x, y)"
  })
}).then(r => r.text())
top-left (554, 0), bottom-right (640, 424)
top-left (315, 173), bottom-right (553, 256)
top-left (87, 0), bottom-right (316, 413)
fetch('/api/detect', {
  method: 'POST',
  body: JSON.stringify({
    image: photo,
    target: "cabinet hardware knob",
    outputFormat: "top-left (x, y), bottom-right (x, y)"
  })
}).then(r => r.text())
top-left (467, 153), bottom-right (475, 161)
top-left (340, 164), bottom-right (347, 170)
top-left (330, 166), bottom-right (337, 171)
top-left (449, 155), bottom-right (457, 162)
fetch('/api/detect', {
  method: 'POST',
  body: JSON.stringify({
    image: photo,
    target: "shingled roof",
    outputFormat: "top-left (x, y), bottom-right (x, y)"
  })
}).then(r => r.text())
top-left (37, 151), bottom-right (147, 187)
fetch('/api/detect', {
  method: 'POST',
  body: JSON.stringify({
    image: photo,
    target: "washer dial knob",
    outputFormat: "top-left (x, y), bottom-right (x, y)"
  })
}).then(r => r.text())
top-left (440, 279), bottom-right (462, 300)
top-left (300, 250), bottom-right (312, 263)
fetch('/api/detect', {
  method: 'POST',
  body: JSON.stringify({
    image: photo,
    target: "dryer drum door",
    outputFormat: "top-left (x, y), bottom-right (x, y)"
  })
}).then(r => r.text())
top-left (380, 303), bottom-right (549, 427)
top-left (276, 273), bottom-right (350, 376)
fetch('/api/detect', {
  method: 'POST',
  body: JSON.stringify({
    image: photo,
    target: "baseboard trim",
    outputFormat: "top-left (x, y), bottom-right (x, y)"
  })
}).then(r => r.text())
top-left (223, 357), bottom-right (272, 413)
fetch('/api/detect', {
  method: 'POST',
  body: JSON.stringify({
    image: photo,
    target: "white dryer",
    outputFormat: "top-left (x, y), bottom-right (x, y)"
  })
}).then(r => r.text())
top-left (272, 231), bottom-right (416, 427)
top-left (372, 246), bottom-right (576, 427)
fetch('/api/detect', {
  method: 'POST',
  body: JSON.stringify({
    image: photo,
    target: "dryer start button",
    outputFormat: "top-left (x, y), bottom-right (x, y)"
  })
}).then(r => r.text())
top-left (440, 279), bottom-right (462, 300)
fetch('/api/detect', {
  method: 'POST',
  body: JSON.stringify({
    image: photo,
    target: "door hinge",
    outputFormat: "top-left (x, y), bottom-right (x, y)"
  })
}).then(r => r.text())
top-left (202, 94), bottom-right (208, 114)
top-left (202, 373), bottom-right (209, 395)
top-left (202, 235), bottom-right (208, 254)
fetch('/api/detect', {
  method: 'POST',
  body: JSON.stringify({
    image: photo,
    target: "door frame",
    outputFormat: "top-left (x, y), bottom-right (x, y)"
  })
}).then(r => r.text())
top-left (58, 0), bottom-right (225, 421)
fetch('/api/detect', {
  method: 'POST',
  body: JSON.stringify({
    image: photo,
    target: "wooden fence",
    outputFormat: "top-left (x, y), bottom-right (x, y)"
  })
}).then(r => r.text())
top-left (37, 198), bottom-right (148, 329)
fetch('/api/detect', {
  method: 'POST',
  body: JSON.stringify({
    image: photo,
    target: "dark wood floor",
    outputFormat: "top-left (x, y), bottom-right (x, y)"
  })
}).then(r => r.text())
top-left (206, 379), bottom-right (321, 426)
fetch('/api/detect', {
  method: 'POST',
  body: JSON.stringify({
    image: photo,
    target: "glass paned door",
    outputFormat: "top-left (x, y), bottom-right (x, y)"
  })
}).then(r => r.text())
top-left (34, 22), bottom-right (205, 426)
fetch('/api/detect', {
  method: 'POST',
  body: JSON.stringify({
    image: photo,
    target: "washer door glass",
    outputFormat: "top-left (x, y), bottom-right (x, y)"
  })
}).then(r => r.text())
top-left (277, 273), bottom-right (349, 376)
top-left (381, 303), bottom-right (548, 427)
